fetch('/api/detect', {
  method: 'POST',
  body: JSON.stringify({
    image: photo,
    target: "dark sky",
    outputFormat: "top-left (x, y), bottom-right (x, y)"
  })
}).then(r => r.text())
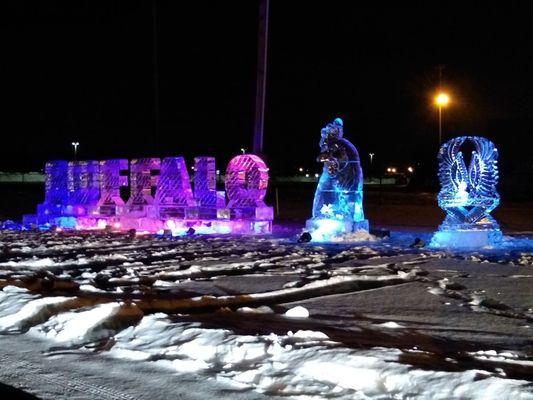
top-left (3, 1), bottom-right (533, 175)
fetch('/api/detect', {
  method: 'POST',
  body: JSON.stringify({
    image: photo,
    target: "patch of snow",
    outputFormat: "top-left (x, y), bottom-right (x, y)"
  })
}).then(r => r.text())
top-left (376, 321), bottom-right (404, 329)
top-left (79, 284), bottom-right (105, 293)
top-left (0, 296), bottom-right (71, 333)
top-left (30, 302), bottom-right (122, 345)
top-left (285, 306), bottom-right (310, 318)
top-left (0, 257), bottom-right (56, 269)
top-left (152, 280), bottom-right (178, 287)
top-left (237, 306), bottom-right (273, 314)
top-left (107, 314), bottom-right (533, 399)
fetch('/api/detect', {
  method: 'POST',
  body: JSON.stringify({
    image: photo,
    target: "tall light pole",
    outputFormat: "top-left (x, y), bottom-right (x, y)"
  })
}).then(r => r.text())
top-left (152, 0), bottom-right (160, 154)
top-left (71, 142), bottom-right (80, 160)
top-left (253, 0), bottom-right (270, 155)
top-left (369, 153), bottom-right (375, 165)
top-left (435, 92), bottom-right (450, 145)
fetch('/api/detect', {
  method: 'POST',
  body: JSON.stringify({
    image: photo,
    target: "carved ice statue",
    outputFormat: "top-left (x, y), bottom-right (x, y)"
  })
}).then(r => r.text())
top-left (430, 136), bottom-right (502, 248)
top-left (305, 118), bottom-right (368, 241)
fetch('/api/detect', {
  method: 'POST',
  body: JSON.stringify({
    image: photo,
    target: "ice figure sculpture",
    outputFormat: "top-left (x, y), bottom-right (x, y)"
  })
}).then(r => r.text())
top-left (155, 157), bottom-right (195, 218)
top-left (65, 160), bottom-right (100, 216)
top-left (126, 158), bottom-right (160, 215)
top-left (97, 159), bottom-right (129, 216)
top-left (430, 136), bottom-right (502, 248)
top-left (305, 118), bottom-right (368, 241)
top-left (37, 160), bottom-right (69, 223)
top-left (225, 154), bottom-right (273, 230)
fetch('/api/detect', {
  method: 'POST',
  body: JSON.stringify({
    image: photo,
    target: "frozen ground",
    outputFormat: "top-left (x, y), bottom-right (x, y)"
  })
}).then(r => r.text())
top-left (1, 228), bottom-right (533, 399)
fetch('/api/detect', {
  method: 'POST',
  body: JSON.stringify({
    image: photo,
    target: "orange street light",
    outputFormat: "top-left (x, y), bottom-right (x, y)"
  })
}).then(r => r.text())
top-left (434, 92), bottom-right (450, 144)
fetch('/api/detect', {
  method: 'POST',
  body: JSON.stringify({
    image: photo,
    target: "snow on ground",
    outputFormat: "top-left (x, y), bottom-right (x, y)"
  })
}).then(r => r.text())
top-left (106, 313), bottom-right (533, 399)
top-left (0, 229), bottom-right (532, 399)
top-left (29, 302), bottom-right (122, 345)
top-left (0, 295), bottom-right (71, 333)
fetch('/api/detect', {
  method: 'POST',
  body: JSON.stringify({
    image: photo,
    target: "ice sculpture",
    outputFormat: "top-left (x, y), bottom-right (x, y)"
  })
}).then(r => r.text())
top-left (194, 157), bottom-right (226, 218)
top-left (36, 160), bottom-right (69, 223)
top-left (305, 118), bottom-right (368, 241)
top-left (28, 153), bottom-right (273, 235)
top-left (126, 158), bottom-right (160, 215)
top-left (155, 157), bottom-right (195, 218)
top-left (65, 160), bottom-right (100, 216)
top-left (225, 154), bottom-right (273, 226)
top-left (97, 159), bottom-right (128, 216)
top-left (430, 136), bottom-right (502, 248)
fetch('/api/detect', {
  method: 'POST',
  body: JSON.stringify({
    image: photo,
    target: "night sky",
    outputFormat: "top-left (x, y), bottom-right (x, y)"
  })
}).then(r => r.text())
top-left (3, 1), bottom-right (533, 178)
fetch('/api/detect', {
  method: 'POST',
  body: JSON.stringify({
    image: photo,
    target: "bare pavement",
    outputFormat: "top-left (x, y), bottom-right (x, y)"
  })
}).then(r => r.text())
top-left (0, 228), bottom-right (533, 399)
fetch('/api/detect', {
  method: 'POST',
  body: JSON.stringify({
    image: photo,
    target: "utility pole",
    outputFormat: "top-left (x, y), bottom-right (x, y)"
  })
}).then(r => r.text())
top-left (253, 0), bottom-right (270, 155)
top-left (436, 65), bottom-right (446, 145)
top-left (152, 0), bottom-right (160, 155)
top-left (437, 65), bottom-right (445, 89)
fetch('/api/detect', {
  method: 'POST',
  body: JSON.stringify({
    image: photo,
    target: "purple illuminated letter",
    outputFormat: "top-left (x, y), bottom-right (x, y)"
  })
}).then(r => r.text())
top-left (126, 158), bottom-right (160, 212)
top-left (98, 159), bottom-right (128, 215)
top-left (225, 154), bottom-right (269, 208)
top-left (155, 157), bottom-right (195, 217)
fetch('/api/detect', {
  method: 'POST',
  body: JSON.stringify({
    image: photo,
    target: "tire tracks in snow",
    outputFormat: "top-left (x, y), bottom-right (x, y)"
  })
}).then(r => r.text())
top-left (0, 353), bottom-right (136, 400)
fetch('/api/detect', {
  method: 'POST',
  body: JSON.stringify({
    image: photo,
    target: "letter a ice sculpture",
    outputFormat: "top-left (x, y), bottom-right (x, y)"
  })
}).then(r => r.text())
top-left (305, 118), bottom-right (368, 241)
top-left (430, 136), bottom-right (502, 248)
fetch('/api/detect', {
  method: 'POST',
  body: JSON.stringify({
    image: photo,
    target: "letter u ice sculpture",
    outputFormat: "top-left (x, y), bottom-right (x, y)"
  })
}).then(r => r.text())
top-left (430, 136), bottom-right (502, 248)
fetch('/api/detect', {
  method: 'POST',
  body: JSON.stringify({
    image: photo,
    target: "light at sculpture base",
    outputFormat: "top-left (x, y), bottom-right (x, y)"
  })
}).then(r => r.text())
top-left (305, 118), bottom-right (369, 242)
top-left (69, 216), bottom-right (272, 236)
top-left (430, 228), bottom-right (503, 249)
top-left (305, 218), bottom-right (369, 243)
top-left (430, 136), bottom-right (502, 249)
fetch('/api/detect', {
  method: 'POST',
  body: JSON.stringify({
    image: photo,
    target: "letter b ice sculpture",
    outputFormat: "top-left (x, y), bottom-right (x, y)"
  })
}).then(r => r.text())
top-left (430, 136), bottom-right (503, 248)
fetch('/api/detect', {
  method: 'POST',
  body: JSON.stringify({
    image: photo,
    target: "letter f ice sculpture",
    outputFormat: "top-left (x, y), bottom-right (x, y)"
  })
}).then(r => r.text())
top-left (430, 136), bottom-right (503, 248)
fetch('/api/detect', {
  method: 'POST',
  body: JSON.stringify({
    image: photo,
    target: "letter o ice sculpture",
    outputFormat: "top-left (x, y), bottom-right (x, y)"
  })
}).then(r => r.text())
top-left (430, 136), bottom-right (503, 249)
top-left (225, 154), bottom-right (273, 230)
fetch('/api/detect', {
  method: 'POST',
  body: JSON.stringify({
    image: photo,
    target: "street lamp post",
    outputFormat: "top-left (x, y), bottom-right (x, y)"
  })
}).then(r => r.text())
top-left (435, 93), bottom-right (450, 145)
top-left (71, 142), bottom-right (80, 160)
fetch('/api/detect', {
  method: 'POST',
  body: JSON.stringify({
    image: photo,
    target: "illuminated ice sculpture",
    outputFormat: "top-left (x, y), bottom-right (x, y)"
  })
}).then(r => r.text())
top-left (430, 136), bottom-right (503, 248)
top-left (29, 154), bottom-right (273, 235)
top-left (305, 118), bottom-right (368, 241)
top-left (36, 160), bottom-right (69, 224)
top-left (97, 159), bottom-right (129, 216)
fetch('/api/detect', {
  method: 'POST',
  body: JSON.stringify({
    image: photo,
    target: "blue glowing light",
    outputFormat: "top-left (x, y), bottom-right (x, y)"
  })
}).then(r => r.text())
top-left (306, 118), bottom-right (368, 241)
top-left (431, 136), bottom-right (502, 248)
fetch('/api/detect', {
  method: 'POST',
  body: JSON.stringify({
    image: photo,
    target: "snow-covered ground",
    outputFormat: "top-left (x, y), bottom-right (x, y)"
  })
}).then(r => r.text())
top-left (1, 229), bottom-right (533, 399)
